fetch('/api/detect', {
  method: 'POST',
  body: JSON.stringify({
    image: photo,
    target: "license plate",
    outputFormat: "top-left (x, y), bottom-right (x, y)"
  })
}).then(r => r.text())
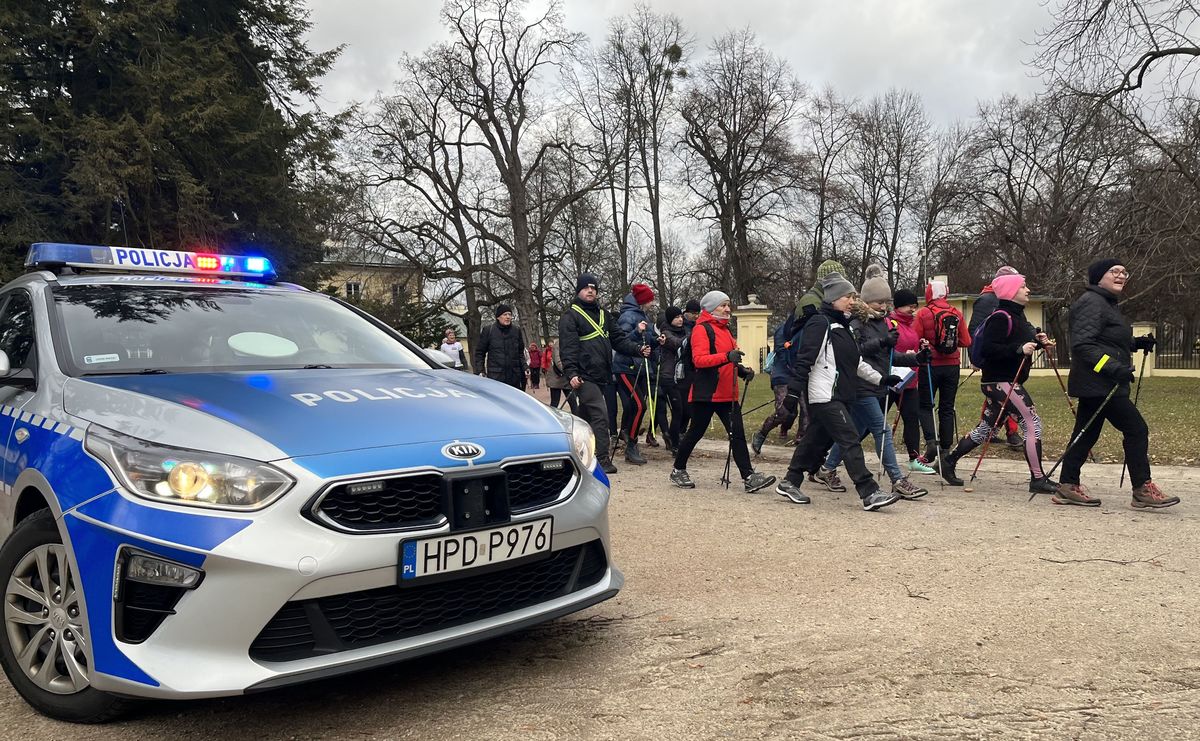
top-left (400, 517), bottom-right (553, 581)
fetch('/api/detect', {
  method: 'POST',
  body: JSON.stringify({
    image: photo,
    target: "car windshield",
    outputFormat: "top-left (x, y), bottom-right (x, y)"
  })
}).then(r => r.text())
top-left (50, 284), bottom-right (431, 375)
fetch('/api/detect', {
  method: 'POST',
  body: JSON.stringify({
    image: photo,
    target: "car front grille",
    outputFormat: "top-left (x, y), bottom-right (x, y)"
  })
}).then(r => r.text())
top-left (311, 458), bottom-right (577, 531)
top-left (249, 540), bottom-right (608, 662)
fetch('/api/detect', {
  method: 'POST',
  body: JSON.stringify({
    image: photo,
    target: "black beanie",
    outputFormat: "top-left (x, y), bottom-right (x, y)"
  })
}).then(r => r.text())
top-left (576, 273), bottom-right (599, 292)
top-left (685, 299), bottom-right (702, 314)
top-left (494, 303), bottom-right (513, 318)
top-left (892, 288), bottom-right (919, 308)
top-left (665, 306), bottom-right (683, 323)
top-left (1087, 258), bottom-right (1122, 286)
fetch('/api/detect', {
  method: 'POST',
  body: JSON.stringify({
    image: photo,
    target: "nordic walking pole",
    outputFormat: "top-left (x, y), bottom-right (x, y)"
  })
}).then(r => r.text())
top-left (1037, 329), bottom-right (1096, 464)
top-left (923, 361), bottom-right (943, 488)
top-left (969, 356), bottom-right (1029, 484)
top-left (721, 373), bottom-right (752, 489)
top-left (1119, 348), bottom-right (1151, 488)
top-left (956, 367), bottom-right (978, 390)
top-left (643, 355), bottom-right (656, 439)
top-left (1033, 383), bottom-right (1122, 501)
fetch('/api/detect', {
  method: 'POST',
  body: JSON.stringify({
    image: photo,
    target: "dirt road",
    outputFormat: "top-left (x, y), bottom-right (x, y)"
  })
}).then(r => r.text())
top-left (2, 442), bottom-right (1198, 739)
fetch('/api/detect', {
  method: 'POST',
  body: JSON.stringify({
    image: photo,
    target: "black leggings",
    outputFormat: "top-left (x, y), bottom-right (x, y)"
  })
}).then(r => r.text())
top-left (1060, 394), bottom-right (1150, 488)
top-left (950, 383), bottom-right (1044, 478)
top-left (674, 401), bottom-right (753, 478)
top-left (654, 378), bottom-right (683, 447)
top-left (891, 386), bottom-right (928, 459)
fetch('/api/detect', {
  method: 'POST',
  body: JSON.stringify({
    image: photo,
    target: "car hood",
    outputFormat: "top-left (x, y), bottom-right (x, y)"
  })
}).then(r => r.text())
top-left (63, 368), bottom-right (569, 460)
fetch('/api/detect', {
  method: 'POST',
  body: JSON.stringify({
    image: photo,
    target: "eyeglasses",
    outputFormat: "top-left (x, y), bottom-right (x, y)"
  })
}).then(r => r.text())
top-left (1108, 268), bottom-right (1131, 279)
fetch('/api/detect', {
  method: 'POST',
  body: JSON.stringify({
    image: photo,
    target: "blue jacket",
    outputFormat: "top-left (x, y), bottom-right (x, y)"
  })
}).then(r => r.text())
top-left (612, 293), bottom-right (659, 376)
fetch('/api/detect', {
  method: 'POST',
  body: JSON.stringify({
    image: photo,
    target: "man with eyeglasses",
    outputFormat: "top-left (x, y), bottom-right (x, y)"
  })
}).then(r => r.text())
top-left (1056, 258), bottom-right (1179, 509)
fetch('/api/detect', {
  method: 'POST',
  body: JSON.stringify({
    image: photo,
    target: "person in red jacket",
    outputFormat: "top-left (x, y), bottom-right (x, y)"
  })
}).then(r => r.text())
top-left (914, 279), bottom-right (971, 463)
top-left (528, 342), bottom-right (543, 389)
top-left (669, 290), bottom-right (776, 493)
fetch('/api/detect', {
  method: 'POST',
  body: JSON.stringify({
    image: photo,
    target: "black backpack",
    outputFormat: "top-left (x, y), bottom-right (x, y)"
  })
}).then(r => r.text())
top-left (932, 307), bottom-right (961, 355)
top-left (675, 323), bottom-right (717, 382)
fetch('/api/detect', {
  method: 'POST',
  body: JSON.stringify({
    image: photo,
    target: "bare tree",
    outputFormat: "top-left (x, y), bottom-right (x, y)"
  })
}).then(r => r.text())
top-left (799, 86), bottom-right (856, 277)
top-left (914, 123), bottom-right (970, 287)
top-left (678, 29), bottom-right (805, 302)
top-left (878, 89), bottom-right (931, 283)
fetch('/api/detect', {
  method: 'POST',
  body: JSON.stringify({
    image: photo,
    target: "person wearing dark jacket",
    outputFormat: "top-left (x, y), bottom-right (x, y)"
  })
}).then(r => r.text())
top-left (613, 284), bottom-right (659, 465)
top-left (669, 291), bottom-right (776, 493)
top-left (557, 274), bottom-right (650, 474)
top-left (939, 273), bottom-right (1058, 493)
top-left (815, 267), bottom-right (929, 500)
top-left (968, 266), bottom-right (1023, 449)
top-left (676, 299), bottom-right (702, 436)
top-left (474, 304), bottom-right (529, 389)
top-left (1056, 259), bottom-right (1178, 509)
top-left (654, 307), bottom-right (687, 452)
top-left (774, 274), bottom-right (903, 512)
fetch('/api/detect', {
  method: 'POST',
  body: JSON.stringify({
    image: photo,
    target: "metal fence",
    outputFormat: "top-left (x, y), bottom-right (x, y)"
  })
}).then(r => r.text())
top-left (1153, 321), bottom-right (1200, 370)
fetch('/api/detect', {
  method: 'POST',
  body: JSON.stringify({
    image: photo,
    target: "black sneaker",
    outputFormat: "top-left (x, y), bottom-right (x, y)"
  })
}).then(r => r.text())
top-left (743, 471), bottom-right (776, 493)
top-left (624, 441), bottom-right (647, 466)
top-left (670, 468), bottom-right (695, 489)
top-left (861, 489), bottom-right (901, 511)
top-left (1028, 476), bottom-right (1059, 495)
top-left (1007, 432), bottom-right (1023, 451)
top-left (751, 430), bottom-right (766, 456)
top-left (939, 455), bottom-right (964, 486)
top-left (601, 458), bottom-right (618, 474)
top-left (776, 479), bottom-right (810, 504)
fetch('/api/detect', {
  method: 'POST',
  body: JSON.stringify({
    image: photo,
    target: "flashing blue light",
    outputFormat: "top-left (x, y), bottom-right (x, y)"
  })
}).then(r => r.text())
top-left (25, 243), bottom-right (276, 280)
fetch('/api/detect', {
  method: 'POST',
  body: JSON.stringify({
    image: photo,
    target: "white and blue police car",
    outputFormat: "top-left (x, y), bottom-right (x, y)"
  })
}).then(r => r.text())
top-left (0, 243), bottom-right (620, 722)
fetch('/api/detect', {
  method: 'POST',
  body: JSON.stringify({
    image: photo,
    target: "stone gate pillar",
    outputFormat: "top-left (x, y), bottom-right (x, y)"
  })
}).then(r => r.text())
top-left (733, 294), bottom-right (771, 371)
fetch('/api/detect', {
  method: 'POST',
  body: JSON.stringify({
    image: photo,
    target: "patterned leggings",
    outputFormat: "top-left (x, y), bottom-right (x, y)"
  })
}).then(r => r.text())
top-left (952, 383), bottom-right (1045, 478)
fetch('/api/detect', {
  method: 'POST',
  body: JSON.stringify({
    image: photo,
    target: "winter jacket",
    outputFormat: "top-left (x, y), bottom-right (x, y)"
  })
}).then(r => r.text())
top-left (541, 347), bottom-right (552, 372)
top-left (657, 321), bottom-right (686, 383)
top-left (528, 345), bottom-right (542, 372)
top-left (973, 299), bottom-right (1036, 385)
top-left (557, 298), bottom-right (644, 385)
top-left (795, 284), bottom-right (824, 323)
top-left (968, 287), bottom-right (999, 335)
top-left (474, 322), bottom-right (528, 385)
top-left (1067, 285), bottom-right (1135, 399)
top-left (545, 341), bottom-right (569, 390)
top-left (915, 286), bottom-right (971, 367)
top-left (848, 301), bottom-right (920, 399)
top-left (612, 293), bottom-right (660, 376)
top-left (888, 309), bottom-right (922, 390)
top-left (786, 305), bottom-right (883, 405)
top-left (689, 310), bottom-right (742, 403)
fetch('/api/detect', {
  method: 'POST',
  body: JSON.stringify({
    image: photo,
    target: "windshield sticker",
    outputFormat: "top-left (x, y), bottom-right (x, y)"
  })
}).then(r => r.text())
top-left (83, 353), bottom-right (121, 364)
top-left (290, 387), bottom-right (480, 407)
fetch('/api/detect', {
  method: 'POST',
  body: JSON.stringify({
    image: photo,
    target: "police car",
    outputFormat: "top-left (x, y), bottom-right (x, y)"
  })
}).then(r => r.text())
top-left (0, 243), bottom-right (620, 722)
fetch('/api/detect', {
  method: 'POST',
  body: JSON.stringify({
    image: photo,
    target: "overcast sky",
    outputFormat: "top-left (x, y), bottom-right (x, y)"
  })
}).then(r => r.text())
top-left (304, 0), bottom-right (1054, 124)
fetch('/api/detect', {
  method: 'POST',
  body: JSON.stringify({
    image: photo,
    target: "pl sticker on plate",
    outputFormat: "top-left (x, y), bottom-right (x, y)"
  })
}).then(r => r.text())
top-left (83, 353), bottom-right (121, 364)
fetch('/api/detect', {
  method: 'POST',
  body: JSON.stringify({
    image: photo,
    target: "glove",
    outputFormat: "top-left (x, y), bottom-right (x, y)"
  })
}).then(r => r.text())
top-left (1133, 334), bottom-right (1156, 352)
top-left (726, 350), bottom-right (745, 364)
top-left (737, 365), bottom-right (755, 381)
top-left (1123, 366), bottom-right (1136, 383)
top-left (883, 328), bottom-right (900, 348)
top-left (916, 348), bottom-right (932, 365)
top-left (880, 374), bottom-right (904, 389)
top-left (640, 345), bottom-right (652, 358)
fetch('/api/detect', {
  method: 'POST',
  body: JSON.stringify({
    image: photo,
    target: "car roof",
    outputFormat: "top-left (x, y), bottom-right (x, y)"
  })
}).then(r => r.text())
top-left (2, 271), bottom-right (309, 294)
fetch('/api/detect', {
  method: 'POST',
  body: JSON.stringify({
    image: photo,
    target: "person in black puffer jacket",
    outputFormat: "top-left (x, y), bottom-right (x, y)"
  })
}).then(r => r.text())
top-left (1057, 258), bottom-right (1178, 509)
top-left (939, 273), bottom-right (1059, 494)
top-left (474, 304), bottom-right (528, 389)
top-left (654, 307), bottom-right (687, 452)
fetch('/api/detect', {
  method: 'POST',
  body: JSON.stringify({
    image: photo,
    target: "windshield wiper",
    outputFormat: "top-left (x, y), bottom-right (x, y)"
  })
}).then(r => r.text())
top-left (81, 368), bottom-right (170, 376)
top-left (302, 364), bottom-right (337, 369)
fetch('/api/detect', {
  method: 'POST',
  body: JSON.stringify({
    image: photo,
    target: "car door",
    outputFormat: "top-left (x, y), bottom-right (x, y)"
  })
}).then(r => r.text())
top-left (0, 290), bottom-right (41, 488)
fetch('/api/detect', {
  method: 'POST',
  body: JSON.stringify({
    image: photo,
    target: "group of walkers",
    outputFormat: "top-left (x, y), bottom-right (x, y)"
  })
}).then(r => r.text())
top-left (473, 256), bottom-right (1179, 513)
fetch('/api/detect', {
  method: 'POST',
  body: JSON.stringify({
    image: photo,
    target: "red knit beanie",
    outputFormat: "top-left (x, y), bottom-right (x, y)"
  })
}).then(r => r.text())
top-left (631, 283), bottom-right (655, 305)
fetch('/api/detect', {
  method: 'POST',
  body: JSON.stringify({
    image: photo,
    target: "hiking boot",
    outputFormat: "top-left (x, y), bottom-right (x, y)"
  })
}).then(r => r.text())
top-left (862, 488), bottom-right (901, 512)
top-left (892, 477), bottom-right (928, 500)
top-left (906, 458), bottom-right (936, 475)
top-left (751, 430), bottom-right (766, 455)
top-left (923, 441), bottom-right (939, 465)
top-left (670, 468), bottom-right (695, 489)
top-left (1131, 481), bottom-right (1180, 509)
top-left (601, 459), bottom-right (618, 475)
top-left (939, 454), bottom-right (964, 486)
top-left (624, 441), bottom-right (647, 466)
top-left (776, 479), bottom-right (810, 504)
top-left (1051, 483), bottom-right (1101, 507)
top-left (744, 471), bottom-right (777, 493)
top-left (808, 466), bottom-right (847, 492)
top-left (1006, 432), bottom-right (1023, 450)
top-left (1028, 476), bottom-right (1059, 495)
top-left (645, 433), bottom-right (659, 447)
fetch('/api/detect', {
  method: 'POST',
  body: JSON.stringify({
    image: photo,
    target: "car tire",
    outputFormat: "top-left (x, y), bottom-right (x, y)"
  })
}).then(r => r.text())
top-left (0, 508), bottom-right (131, 723)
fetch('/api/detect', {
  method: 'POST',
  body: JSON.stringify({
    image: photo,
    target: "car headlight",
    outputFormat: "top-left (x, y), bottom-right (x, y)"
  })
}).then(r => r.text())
top-left (546, 405), bottom-right (596, 469)
top-left (85, 427), bottom-right (293, 510)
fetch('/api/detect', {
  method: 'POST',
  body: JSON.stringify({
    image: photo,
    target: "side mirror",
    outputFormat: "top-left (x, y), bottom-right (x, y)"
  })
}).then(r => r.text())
top-left (0, 351), bottom-right (8, 376)
top-left (425, 349), bottom-right (455, 368)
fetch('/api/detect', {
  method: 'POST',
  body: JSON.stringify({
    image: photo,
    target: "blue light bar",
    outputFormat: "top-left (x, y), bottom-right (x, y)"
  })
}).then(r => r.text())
top-left (25, 243), bottom-right (276, 280)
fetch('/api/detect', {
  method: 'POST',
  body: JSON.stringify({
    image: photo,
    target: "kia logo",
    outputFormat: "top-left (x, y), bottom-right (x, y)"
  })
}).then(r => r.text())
top-left (442, 442), bottom-right (484, 461)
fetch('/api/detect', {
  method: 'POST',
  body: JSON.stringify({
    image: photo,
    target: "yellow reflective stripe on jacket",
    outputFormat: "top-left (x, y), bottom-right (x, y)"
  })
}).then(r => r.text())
top-left (571, 304), bottom-right (608, 340)
top-left (1093, 354), bottom-right (1111, 373)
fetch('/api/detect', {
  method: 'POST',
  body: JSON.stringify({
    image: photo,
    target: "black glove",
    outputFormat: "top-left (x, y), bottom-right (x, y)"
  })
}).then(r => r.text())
top-left (915, 348), bottom-right (932, 365)
top-left (726, 349), bottom-right (745, 364)
top-left (1123, 366), bottom-right (1136, 383)
top-left (1133, 334), bottom-right (1156, 352)
top-left (880, 374), bottom-right (904, 388)
top-left (782, 393), bottom-right (800, 414)
top-left (737, 365), bottom-right (755, 381)
top-left (883, 328), bottom-right (900, 348)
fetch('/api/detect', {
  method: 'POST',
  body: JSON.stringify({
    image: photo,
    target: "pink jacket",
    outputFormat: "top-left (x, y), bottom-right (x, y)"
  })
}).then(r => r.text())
top-left (888, 310), bottom-right (922, 390)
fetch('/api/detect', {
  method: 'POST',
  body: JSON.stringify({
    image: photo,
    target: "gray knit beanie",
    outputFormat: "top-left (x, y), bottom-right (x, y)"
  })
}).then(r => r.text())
top-left (700, 290), bottom-right (730, 313)
top-left (821, 273), bottom-right (856, 303)
top-left (859, 264), bottom-right (891, 304)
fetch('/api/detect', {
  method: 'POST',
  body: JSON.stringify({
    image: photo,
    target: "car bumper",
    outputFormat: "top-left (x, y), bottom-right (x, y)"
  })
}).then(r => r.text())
top-left (72, 464), bottom-right (619, 699)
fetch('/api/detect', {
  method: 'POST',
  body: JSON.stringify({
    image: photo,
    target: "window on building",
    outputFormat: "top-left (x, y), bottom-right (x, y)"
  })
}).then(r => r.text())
top-left (391, 283), bottom-right (407, 304)
top-left (345, 281), bottom-right (362, 301)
